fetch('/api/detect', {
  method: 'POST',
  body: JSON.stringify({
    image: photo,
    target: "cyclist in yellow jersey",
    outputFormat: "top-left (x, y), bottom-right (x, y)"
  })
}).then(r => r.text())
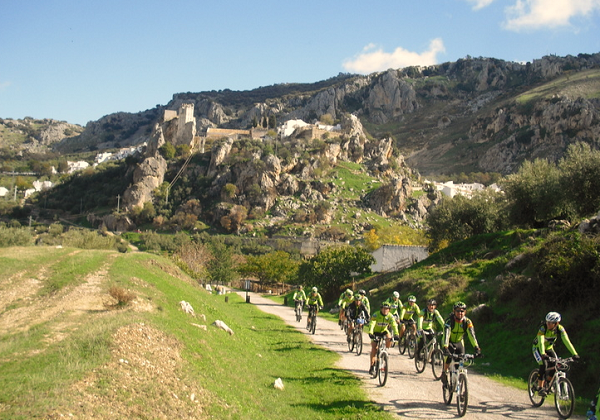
top-left (532, 311), bottom-right (579, 396)
top-left (441, 301), bottom-right (481, 387)
top-left (337, 289), bottom-right (353, 326)
top-left (398, 295), bottom-right (420, 342)
top-left (306, 287), bottom-right (324, 330)
top-left (367, 302), bottom-right (399, 374)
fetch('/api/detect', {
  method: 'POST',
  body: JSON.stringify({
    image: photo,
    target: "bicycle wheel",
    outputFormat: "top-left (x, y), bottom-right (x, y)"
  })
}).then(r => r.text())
top-left (355, 330), bottom-right (363, 356)
top-left (456, 374), bottom-right (469, 417)
top-left (407, 334), bottom-right (417, 359)
top-left (431, 349), bottom-right (444, 380)
top-left (398, 335), bottom-right (407, 355)
top-left (347, 331), bottom-right (354, 352)
top-left (311, 316), bottom-right (317, 334)
top-left (527, 369), bottom-right (545, 407)
top-left (378, 352), bottom-right (389, 386)
top-left (343, 319), bottom-right (348, 334)
top-left (443, 375), bottom-right (454, 405)
top-left (554, 377), bottom-right (575, 419)
top-left (371, 358), bottom-right (379, 379)
top-left (415, 346), bottom-right (426, 373)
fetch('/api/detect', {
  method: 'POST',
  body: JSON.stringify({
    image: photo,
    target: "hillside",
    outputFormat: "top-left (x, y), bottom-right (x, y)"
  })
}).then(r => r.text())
top-left (0, 246), bottom-right (389, 419)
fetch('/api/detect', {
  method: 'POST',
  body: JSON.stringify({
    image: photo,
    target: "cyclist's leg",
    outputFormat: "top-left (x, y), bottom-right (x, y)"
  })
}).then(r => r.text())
top-left (369, 337), bottom-right (379, 372)
top-left (398, 320), bottom-right (406, 339)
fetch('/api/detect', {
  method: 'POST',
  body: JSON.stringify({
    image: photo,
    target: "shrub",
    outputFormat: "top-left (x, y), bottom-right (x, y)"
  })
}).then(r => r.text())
top-left (106, 286), bottom-right (136, 308)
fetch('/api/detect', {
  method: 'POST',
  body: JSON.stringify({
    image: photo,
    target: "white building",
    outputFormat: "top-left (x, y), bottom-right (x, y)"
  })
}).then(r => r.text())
top-left (0, 187), bottom-right (8, 197)
top-left (67, 161), bottom-right (90, 174)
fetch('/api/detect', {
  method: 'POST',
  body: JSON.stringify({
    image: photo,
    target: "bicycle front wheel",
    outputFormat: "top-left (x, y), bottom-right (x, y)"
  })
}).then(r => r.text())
top-left (554, 377), bottom-right (575, 419)
top-left (399, 336), bottom-right (407, 355)
top-left (355, 331), bottom-right (363, 356)
top-left (378, 352), bottom-right (389, 387)
top-left (431, 349), bottom-right (444, 380)
top-left (415, 346), bottom-right (426, 373)
top-left (457, 374), bottom-right (469, 417)
top-left (348, 332), bottom-right (354, 352)
top-left (407, 335), bottom-right (417, 359)
top-left (311, 317), bottom-right (317, 334)
top-left (527, 369), bottom-right (545, 407)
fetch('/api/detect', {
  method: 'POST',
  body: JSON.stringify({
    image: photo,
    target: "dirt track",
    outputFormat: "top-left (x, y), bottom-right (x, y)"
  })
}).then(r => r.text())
top-left (237, 291), bottom-right (584, 420)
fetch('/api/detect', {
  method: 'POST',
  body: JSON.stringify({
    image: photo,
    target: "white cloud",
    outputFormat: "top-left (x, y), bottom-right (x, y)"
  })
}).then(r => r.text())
top-left (342, 38), bottom-right (446, 74)
top-left (503, 0), bottom-right (600, 31)
top-left (466, 0), bottom-right (496, 10)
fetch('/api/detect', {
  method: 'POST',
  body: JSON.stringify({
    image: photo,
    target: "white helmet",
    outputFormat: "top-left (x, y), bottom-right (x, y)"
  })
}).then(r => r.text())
top-left (312, 287), bottom-right (318, 293)
top-left (545, 312), bottom-right (561, 323)
top-left (393, 291), bottom-right (400, 298)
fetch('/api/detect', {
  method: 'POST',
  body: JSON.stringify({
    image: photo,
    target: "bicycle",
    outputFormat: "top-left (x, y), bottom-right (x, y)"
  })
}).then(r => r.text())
top-left (414, 330), bottom-right (444, 380)
top-left (370, 335), bottom-right (392, 386)
top-left (294, 300), bottom-right (303, 322)
top-left (527, 356), bottom-right (576, 419)
top-left (347, 314), bottom-right (366, 355)
top-left (307, 305), bottom-right (318, 335)
top-left (398, 319), bottom-right (417, 358)
top-left (443, 353), bottom-right (480, 417)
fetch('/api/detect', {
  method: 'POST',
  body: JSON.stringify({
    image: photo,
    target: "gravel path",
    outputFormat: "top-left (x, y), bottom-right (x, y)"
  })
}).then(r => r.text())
top-left (237, 291), bottom-right (584, 420)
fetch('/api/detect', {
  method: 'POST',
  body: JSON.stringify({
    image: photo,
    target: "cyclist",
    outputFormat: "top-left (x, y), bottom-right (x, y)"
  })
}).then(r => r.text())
top-left (337, 289), bottom-right (354, 326)
top-left (346, 294), bottom-right (369, 343)
top-left (292, 285), bottom-right (306, 310)
top-left (384, 291), bottom-right (403, 326)
top-left (306, 287), bottom-right (324, 330)
top-left (358, 289), bottom-right (371, 316)
top-left (367, 302), bottom-right (399, 375)
top-left (441, 301), bottom-right (481, 388)
top-left (416, 298), bottom-right (445, 354)
top-left (398, 295), bottom-right (420, 343)
top-left (532, 311), bottom-right (580, 397)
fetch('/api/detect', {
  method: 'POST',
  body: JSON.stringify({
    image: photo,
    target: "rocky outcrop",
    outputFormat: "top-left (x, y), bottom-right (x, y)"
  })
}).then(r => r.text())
top-left (365, 70), bottom-right (420, 124)
top-left (364, 177), bottom-right (413, 217)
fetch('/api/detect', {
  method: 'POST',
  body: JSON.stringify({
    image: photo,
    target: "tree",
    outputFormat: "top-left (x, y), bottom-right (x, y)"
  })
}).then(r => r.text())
top-left (298, 245), bottom-right (374, 300)
top-left (206, 240), bottom-right (237, 285)
top-left (502, 158), bottom-right (565, 227)
top-left (558, 142), bottom-right (600, 217)
top-left (426, 190), bottom-right (508, 250)
top-left (238, 251), bottom-right (299, 286)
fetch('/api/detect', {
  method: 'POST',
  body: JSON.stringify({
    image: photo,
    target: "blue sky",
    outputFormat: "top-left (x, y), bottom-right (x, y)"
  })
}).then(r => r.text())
top-left (1, 0), bottom-right (599, 126)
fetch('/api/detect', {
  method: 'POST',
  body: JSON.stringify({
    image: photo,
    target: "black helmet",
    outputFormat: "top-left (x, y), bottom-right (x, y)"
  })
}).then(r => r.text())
top-left (381, 303), bottom-right (390, 309)
top-left (427, 299), bottom-right (437, 305)
top-left (359, 289), bottom-right (366, 295)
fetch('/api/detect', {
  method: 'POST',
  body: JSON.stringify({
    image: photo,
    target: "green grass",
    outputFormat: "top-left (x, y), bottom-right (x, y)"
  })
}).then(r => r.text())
top-left (0, 248), bottom-right (392, 419)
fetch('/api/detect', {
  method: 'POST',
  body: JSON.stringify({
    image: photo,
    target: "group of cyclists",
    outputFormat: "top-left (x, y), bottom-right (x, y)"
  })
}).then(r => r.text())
top-left (292, 284), bottom-right (586, 412)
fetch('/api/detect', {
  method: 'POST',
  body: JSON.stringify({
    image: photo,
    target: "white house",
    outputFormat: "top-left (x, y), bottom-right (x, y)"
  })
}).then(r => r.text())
top-left (32, 180), bottom-right (53, 192)
top-left (370, 244), bottom-right (429, 273)
top-left (67, 161), bottom-right (90, 173)
top-left (0, 187), bottom-right (9, 197)
top-left (279, 119), bottom-right (310, 137)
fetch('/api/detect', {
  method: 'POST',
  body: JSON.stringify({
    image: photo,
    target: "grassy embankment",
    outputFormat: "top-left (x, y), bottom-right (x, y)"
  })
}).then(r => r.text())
top-left (0, 247), bottom-right (391, 419)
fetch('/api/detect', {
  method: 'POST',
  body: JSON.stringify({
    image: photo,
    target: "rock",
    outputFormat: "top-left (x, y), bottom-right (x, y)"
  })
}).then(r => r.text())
top-left (212, 320), bottom-right (234, 335)
top-left (179, 301), bottom-right (194, 315)
top-left (273, 378), bottom-right (284, 390)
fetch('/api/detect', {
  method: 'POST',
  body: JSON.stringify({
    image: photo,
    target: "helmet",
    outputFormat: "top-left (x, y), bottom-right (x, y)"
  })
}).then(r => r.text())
top-left (346, 289), bottom-right (353, 296)
top-left (298, 285), bottom-right (303, 289)
top-left (393, 291), bottom-right (400, 298)
top-left (453, 301), bottom-right (467, 310)
top-left (545, 312), bottom-right (561, 323)
top-left (312, 287), bottom-right (318, 293)
top-left (354, 294), bottom-right (361, 301)
top-left (408, 295), bottom-right (416, 302)
top-left (427, 299), bottom-right (437, 305)
top-left (359, 289), bottom-right (366, 296)
top-left (381, 302), bottom-right (390, 309)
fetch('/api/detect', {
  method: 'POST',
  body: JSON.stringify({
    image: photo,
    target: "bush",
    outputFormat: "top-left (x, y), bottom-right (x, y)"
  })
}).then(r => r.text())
top-left (106, 286), bottom-right (136, 307)
top-left (0, 227), bottom-right (33, 247)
